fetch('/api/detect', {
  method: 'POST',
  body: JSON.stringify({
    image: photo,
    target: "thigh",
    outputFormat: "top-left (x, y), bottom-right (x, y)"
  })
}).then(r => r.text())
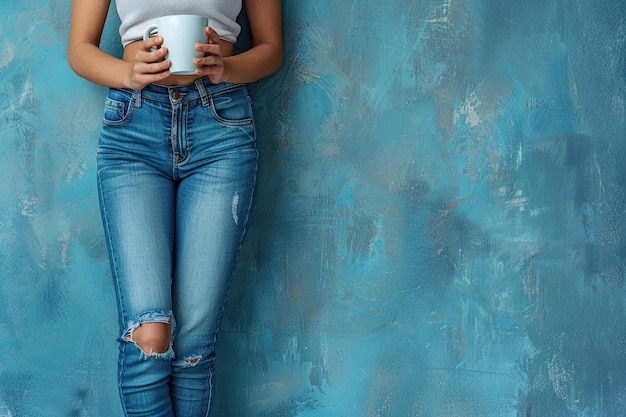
top-left (98, 138), bottom-right (176, 324)
top-left (172, 138), bottom-right (258, 349)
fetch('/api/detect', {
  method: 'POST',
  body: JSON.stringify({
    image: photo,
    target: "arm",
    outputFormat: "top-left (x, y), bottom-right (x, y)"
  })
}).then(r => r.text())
top-left (195, 0), bottom-right (283, 84)
top-left (67, 0), bottom-right (171, 89)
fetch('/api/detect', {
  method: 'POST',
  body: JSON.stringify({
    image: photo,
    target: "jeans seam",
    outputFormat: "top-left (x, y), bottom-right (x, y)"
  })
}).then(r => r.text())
top-left (98, 172), bottom-right (130, 417)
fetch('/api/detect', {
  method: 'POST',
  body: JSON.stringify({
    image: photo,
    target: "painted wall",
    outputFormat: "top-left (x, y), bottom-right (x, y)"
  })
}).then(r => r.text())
top-left (1, 0), bottom-right (624, 416)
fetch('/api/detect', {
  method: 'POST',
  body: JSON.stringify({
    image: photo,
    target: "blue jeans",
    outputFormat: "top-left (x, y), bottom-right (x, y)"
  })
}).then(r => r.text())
top-left (97, 79), bottom-right (257, 417)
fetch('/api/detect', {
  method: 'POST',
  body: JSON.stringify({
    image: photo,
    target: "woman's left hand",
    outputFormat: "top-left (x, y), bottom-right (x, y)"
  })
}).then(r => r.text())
top-left (194, 26), bottom-right (226, 83)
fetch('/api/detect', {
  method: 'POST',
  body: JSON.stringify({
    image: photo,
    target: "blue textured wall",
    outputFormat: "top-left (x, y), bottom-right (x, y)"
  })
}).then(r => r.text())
top-left (1, 1), bottom-right (625, 416)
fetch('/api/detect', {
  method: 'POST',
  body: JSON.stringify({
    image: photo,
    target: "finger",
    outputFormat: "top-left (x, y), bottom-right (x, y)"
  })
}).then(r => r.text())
top-left (205, 26), bottom-right (221, 44)
top-left (143, 59), bottom-right (171, 74)
top-left (134, 59), bottom-right (171, 79)
top-left (129, 66), bottom-right (171, 90)
top-left (138, 46), bottom-right (168, 64)
top-left (195, 66), bottom-right (224, 84)
top-left (195, 43), bottom-right (220, 56)
top-left (194, 54), bottom-right (221, 66)
top-left (144, 35), bottom-right (164, 50)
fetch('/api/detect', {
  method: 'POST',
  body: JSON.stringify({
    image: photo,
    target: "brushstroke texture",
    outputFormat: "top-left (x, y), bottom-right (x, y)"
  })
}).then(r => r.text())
top-left (0, 0), bottom-right (624, 416)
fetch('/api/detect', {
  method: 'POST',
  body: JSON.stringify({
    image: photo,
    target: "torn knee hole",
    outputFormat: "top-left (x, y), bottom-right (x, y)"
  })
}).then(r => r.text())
top-left (125, 318), bottom-right (173, 355)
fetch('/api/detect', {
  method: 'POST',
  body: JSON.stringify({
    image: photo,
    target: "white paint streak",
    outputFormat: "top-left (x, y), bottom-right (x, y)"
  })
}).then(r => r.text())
top-left (59, 231), bottom-right (70, 267)
top-left (547, 357), bottom-right (576, 403)
top-left (21, 199), bottom-right (37, 217)
top-left (427, 0), bottom-right (451, 25)
top-left (0, 40), bottom-right (15, 69)
top-left (455, 91), bottom-right (482, 128)
top-left (505, 191), bottom-right (528, 211)
top-left (516, 143), bottom-right (523, 169)
top-left (65, 160), bottom-right (88, 181)
top-left (283, 336), bottom-right (298, 363)
top-left (0, 401), bottom-right (13, 417)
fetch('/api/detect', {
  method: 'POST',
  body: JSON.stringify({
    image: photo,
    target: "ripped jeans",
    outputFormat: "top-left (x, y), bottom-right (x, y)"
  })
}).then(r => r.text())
top-left (97, 79), bottom-right (257, 417)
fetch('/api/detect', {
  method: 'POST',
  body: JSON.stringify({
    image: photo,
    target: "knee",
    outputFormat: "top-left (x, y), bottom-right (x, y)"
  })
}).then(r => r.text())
top-left (126, 320), bottom-right (172, 355)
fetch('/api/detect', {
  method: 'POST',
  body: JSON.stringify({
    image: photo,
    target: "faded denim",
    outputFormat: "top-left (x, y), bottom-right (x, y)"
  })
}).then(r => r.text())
top-left (97, 79), bottom-right (257, 417)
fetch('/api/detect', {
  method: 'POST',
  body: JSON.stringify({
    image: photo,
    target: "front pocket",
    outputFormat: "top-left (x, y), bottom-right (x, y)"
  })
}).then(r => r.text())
top-left (209, 86), bottom-right (254, 126)
top-left (103, 89), bottom-right (134, 127)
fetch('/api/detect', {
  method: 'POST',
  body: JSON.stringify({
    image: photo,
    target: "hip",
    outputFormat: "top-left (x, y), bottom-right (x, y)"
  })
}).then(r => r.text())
top-left (98, 79), bottom-right (257, 175)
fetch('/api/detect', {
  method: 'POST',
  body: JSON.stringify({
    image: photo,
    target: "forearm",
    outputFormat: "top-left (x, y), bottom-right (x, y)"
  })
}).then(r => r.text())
top-left (68, 42), bottom-right (132, 88)
top-left (222, 41), bottom-right (283, 84)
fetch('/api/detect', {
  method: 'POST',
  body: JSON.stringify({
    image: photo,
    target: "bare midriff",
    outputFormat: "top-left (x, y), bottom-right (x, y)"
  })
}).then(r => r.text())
top-left (122, 38), bottom-right (235, 86)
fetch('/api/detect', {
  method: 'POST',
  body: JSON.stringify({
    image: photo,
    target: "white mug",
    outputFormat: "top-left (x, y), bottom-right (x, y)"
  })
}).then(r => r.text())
top-left (144, 15), bottom-right (209, 75)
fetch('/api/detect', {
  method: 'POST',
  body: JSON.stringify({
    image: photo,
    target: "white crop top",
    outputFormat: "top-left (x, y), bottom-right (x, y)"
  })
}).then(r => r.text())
top-left (116, 0), bottom-right (242, 46)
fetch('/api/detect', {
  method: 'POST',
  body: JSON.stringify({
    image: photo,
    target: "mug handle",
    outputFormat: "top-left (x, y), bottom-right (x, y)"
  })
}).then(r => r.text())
top-left (143, 25), bottom-right (159, 51)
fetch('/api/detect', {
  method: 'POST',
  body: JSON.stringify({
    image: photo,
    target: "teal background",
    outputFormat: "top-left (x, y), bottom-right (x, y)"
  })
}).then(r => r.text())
top-left (1, 1), bottom-right (625, 416)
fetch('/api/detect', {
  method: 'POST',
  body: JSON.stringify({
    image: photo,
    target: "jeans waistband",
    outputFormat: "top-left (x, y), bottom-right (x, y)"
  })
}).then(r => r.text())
top-left (132, 78), bottom-right (245, 107)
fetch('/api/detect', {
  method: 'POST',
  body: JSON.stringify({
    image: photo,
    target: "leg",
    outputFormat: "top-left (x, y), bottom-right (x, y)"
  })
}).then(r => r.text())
top-left (98, 144), bottom-right (177, 417)
top-left (170, 124), bottom-right (258, 416)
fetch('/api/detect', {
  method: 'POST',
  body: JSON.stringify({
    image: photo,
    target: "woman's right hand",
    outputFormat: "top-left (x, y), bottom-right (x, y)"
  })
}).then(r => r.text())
top-left (126, 36), bottom-right (172, 90)
top-left (68, 0), bottom-right (180, 89)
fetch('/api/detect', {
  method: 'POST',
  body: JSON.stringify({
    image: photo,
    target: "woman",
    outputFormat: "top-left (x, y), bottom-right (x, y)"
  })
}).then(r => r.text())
top-left (67, 0), bottom-right (282, 415)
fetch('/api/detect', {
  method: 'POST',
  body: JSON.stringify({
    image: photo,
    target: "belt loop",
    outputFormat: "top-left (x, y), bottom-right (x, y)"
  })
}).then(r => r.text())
top-left (195, 79), bottom-right (210, 107)
top-left (133, 89), bottom-right (142, 108)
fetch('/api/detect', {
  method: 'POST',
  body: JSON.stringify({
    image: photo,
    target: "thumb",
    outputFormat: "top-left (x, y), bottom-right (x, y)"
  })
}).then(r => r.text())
top-left (205, 26), bottom-right (221, 44)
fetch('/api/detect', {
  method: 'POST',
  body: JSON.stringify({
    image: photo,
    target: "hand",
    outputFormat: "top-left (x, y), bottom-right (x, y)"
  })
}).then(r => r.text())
top-left (127, 36), bottom-right (172, 90)
top-left (194, 26), bottom-right (226, 83)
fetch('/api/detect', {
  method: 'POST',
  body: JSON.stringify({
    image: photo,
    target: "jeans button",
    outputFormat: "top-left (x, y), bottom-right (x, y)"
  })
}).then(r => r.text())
top-left (171, 90), bottom-right (180, 100)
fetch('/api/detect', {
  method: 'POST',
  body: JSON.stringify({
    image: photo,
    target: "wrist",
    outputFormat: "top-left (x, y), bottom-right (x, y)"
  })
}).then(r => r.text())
top-left (221, 57), bottom-right (235, 84)
top-left (120, 61), bottom-right (136, 89)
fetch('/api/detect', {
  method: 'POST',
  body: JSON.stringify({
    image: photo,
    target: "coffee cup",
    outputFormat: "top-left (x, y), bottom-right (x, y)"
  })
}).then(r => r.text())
top-left (143, 15), bottom-right (209, 75)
